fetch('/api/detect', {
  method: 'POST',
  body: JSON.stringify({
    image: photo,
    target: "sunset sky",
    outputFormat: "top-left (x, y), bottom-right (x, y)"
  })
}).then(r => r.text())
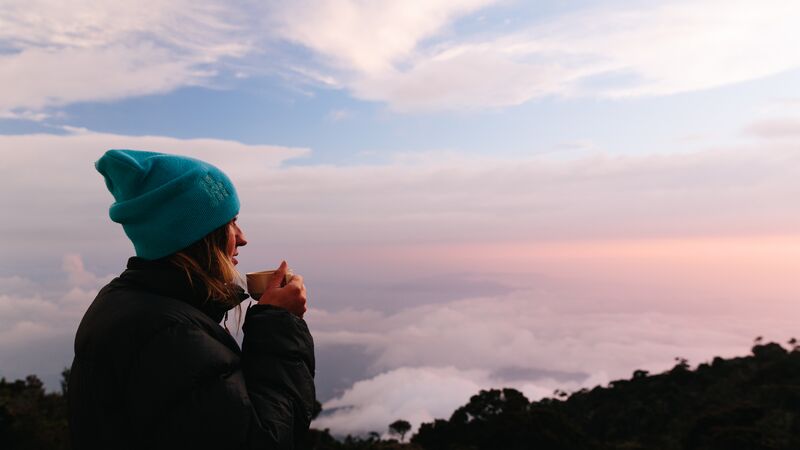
top-left (2, 0), bottom-right (800, 436)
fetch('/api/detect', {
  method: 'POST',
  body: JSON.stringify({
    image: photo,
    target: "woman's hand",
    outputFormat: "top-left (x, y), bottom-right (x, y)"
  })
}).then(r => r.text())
top-left (257, 261), bottom-right (307, 318)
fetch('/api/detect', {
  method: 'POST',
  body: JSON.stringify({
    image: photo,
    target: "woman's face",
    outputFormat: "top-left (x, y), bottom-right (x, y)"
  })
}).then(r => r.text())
top-left (226, 217), bottom-right (247, 265)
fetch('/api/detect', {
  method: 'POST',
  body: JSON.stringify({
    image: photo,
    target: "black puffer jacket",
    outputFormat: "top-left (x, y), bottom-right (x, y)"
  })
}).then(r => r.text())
top-left (68, 257), bottom-right (316, 450)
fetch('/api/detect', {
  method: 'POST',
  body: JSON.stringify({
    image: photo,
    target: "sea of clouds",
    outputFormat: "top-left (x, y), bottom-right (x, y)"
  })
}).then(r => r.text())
top-left (2, 126), bottom-right (800, 436)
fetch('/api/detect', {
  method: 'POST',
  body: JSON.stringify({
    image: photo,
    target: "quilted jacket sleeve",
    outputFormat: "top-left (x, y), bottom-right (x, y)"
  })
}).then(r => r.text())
top-left (125, 305), bottom-right (315, 450)
top-left (242, 305), bottom-right (317, 443)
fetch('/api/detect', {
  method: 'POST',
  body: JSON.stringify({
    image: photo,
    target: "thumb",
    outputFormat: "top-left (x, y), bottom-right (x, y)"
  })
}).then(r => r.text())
top-left (268, 261), bottom-right (288, 289)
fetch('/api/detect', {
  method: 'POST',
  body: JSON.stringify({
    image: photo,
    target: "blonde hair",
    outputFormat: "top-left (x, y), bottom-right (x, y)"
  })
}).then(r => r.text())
top-left (168, 220), bottom-right (243, 331)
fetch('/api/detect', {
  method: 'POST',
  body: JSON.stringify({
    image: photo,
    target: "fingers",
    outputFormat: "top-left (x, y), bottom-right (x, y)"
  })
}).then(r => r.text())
top-left (295, 295), bottom-right (308, 318)
top-left (288, 274), bottom-right (303, 287)
top-left (260, 263), bottom-right (308, 318)
top-left (287, 281), bottom-right (307, 304)
top-left (286, 275), bottom-right (305, 298)
top-left (268, 261), bottom-right (288, 289)
top-left (281, 287), bottom-right (306, 318)
top-left (286, 276), bottom-right (308, 318)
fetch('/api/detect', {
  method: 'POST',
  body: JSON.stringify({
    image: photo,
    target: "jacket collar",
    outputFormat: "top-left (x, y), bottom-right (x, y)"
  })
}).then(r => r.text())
top-left (119, 257), bottom-right (249, 323)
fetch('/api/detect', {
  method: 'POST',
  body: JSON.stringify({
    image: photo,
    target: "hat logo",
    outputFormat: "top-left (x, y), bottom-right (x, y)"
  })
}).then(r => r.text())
top-left (200, 173), bottom-right (229, 207)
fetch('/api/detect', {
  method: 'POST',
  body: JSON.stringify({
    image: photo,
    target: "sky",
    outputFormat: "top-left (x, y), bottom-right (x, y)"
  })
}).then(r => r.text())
top-left (2, 0), bottom-right (800, 438)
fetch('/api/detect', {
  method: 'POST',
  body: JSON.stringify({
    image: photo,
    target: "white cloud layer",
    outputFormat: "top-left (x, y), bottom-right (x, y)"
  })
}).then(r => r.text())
top-left (3, 0), bottom-right (799, 113)
top-left (0, 0), bottom-right (250, 115)
top-left (307, 289), bottom-right (799, 435)
top-left (1, 45), bottom-right (200, 113)
top-left (313, 366), bottom-right (492, 437)
top-left (270, 0), bottom-right (495, 76)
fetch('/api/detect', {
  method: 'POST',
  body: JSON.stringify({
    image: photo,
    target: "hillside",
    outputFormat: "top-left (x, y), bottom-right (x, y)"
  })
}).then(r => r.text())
top-left (308, 341), bottom-right (800, 450)
top-left (2, 342), bottom-right (799, 449)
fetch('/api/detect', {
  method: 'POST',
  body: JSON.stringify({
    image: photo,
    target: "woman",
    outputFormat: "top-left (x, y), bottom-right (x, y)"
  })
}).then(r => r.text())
top-left (68, 149), bottom-right (315, 450)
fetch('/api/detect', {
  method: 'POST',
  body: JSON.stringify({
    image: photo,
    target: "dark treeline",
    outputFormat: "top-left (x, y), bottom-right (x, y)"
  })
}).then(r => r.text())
top-left (2, 341), bottom-right (799, 449)
top-left (407, 341), bottom-right (800, 450)
top-left (0, 369), bottom-right (70, 450)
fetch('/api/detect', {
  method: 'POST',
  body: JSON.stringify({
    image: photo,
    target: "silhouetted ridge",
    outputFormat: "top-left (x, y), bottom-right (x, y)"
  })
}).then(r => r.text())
top-left (409, 342), bottom-right (800, 450)
top-left (2, 342), bottom-right (799, 449)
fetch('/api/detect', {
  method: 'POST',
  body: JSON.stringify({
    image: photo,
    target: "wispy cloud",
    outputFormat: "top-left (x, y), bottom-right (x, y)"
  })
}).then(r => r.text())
top-left (326, 108), bottom-right (353, 122)
top-left (4, 0), bottom-right (798, 115)
top-left (0, 0), bottom-right (251, 114)
top-left (745, 118), bottom-right (800, 139)
top-left (269, 0), bottom-right (496, 75)
top-left (0, 45), bottom-right (200, 112)
top-left (278, 0), bottom-right (800, 111)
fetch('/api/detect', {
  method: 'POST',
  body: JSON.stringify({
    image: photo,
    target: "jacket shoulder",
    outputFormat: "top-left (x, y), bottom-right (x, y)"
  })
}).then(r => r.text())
top-left (74, 277), bottom-right (237, 361)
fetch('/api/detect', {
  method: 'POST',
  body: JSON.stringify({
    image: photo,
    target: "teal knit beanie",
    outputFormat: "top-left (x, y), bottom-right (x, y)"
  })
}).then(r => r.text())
top-left (95, 149), bottom-right (240, 260)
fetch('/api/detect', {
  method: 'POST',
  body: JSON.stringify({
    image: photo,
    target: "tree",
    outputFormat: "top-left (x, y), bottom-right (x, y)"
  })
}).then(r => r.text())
top-left (450, 388), bottom-right (530, 424)
top-left (60, 367), bottom-right (71, 396)
top-left (673, 357), bottom-right (690, 371)
top-left (553, 389), bottom-right (569, 399)
top-left (389, 419), bottom-right (411, 442)
top-left (0, 374), bottom-right (69, 449)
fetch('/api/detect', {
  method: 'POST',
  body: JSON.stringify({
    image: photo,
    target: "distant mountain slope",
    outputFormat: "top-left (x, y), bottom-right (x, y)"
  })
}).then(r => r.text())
top-left (410, 342), bottom-right (800, 450)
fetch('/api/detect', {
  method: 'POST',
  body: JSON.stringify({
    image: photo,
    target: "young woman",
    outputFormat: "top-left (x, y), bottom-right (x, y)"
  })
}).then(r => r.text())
top-left (68, 149), bottom-right (315, 449)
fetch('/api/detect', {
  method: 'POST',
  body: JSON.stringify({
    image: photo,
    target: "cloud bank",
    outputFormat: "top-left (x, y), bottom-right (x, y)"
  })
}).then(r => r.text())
top-left (2, 125), bottom-right (800, 269)
top-left (308, 290), bottom-right (799, 435)
top-left (2, 127), bottom-right (800, 435)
